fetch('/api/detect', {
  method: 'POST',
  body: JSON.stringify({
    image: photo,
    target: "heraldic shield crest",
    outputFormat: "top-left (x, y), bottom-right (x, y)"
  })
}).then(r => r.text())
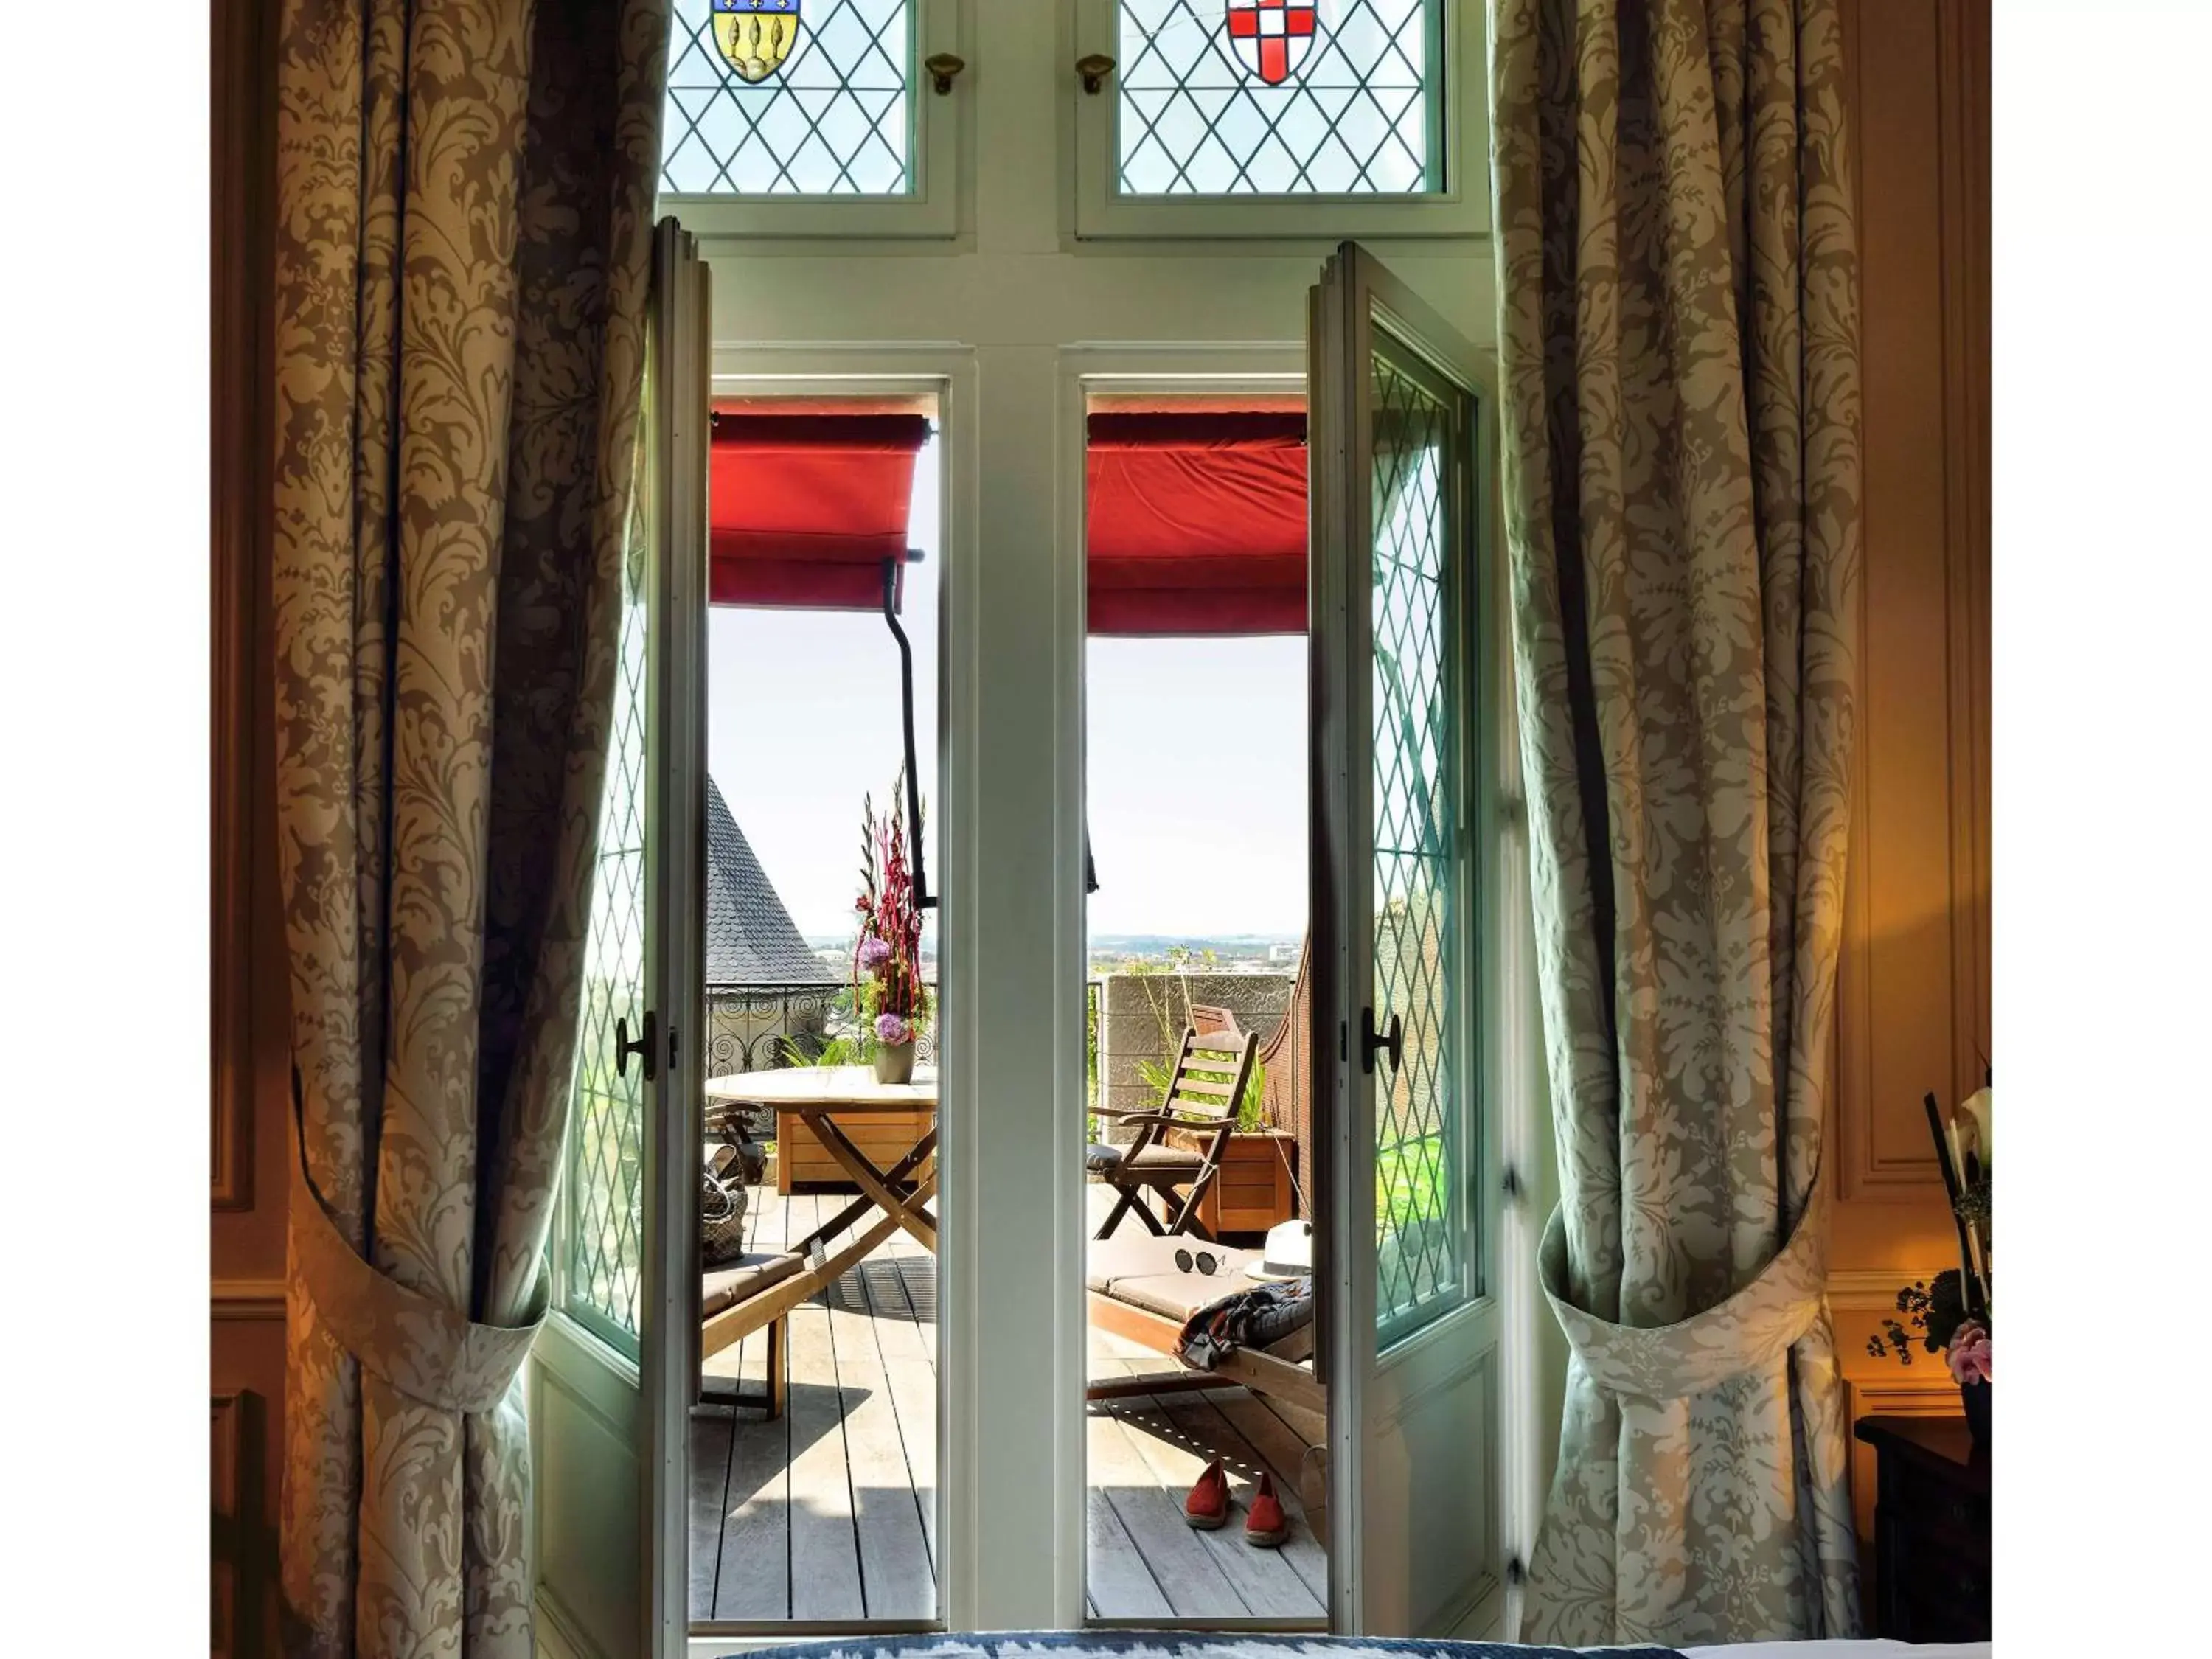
top-left (714, 0), bottom-right (804, 84)
top-left (1225, 0), bottom-right (1318, 86)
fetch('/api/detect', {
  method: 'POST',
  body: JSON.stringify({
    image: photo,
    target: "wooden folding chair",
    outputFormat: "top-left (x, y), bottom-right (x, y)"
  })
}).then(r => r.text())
top-left (1088, 1024), bottom-right (1256, 1241)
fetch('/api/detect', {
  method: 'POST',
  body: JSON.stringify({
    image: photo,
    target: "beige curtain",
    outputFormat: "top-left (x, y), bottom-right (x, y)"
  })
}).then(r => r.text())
top-left (269, 1), bottom-right (669, 1652)
top-left (1491, 0), bottom-right (1864, 1644)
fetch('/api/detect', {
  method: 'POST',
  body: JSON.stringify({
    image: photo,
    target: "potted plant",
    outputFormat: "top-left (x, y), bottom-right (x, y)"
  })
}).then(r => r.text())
top-left (853, 777), bottom-right (929, 1085)
top-left (1867, 1073), bottom-right (1992, 1446)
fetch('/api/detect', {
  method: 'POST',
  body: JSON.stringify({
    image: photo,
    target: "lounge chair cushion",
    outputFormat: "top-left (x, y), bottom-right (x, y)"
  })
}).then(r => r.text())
top-left (1083, 1141), bottom-right (1123, 1172)
top-left (1086, 1234), bottom-right (1260, 1322)
top-left (702, 1252), bottom-right (802, 1320)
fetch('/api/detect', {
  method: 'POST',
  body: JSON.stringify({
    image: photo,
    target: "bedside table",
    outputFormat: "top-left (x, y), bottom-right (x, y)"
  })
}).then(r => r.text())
top-left (1854, 1415), bottom-right (1990, 1641)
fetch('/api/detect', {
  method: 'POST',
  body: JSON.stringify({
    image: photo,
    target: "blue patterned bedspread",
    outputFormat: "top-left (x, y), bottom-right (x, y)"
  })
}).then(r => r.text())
top-left (720, 1633), bottom-right (1683, 1659)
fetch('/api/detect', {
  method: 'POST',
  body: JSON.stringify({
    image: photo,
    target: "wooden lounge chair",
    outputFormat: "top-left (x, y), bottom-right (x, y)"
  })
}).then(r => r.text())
top-left (1082, 1233), bottom-right (1331, 1540)
top-left (1086, 1025), bottom-right (1257, 1242)
top-left (1084, 1236), bottom-right (1322, 1414)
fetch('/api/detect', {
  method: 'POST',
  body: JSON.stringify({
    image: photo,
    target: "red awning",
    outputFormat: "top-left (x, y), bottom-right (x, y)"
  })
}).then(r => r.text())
top-left (1085, 411), bottom-right (1308, 636)
top-left (709, 408), bottom-right (932, 611)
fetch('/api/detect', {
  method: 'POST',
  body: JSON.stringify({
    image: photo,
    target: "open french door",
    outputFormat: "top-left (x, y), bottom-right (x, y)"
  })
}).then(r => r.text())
top-left (530, 216), bottom-right (709, 1659)
top-left (1310, 242), bottom-right (1511, 1638)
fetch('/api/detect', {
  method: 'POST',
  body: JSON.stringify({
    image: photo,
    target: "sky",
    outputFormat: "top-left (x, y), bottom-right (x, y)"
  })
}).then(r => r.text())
top-left (706, 435), bottom-right (1310, 942)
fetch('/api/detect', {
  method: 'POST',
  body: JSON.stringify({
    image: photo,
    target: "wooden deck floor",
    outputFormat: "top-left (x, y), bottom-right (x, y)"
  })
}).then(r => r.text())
top-left (689, 1182), bottom-right (1327, 1627)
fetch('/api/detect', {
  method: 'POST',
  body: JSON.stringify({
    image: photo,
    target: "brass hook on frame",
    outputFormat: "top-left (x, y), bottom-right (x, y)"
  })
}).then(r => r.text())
top-left (923, 52), bottom-right (965, 95)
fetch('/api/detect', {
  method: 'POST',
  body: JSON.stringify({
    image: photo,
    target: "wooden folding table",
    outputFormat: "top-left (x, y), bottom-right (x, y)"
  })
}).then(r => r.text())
top-left (698, 1065), bottom-right (938, 1415)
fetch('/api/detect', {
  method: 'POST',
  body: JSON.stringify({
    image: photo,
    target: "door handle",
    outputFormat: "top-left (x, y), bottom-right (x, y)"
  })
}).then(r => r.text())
top-left (1359, 1006), bottom-right (1402, 1074)
top-left (616, 1009), bottom-right (659, 1082)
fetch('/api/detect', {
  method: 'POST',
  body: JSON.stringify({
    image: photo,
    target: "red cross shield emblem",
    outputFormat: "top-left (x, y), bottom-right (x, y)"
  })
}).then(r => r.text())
top-left (1225, 0), bottom-right (1319, 86)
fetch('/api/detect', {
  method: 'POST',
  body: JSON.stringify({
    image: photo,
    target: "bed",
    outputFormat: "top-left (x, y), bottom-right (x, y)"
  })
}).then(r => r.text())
top-left (713, 1634), bottom-right (1992, 1659)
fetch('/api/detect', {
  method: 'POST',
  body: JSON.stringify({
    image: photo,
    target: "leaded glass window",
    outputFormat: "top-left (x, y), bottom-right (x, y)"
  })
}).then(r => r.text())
top-left (661, 0), bottom-right (914, 196)
top-left (560, 518), bottom-right (651, 1354)
top-left (1368, 347), bottom-right (1466, 1340)
top-left (1114, 0), bottom-right (1439, 196)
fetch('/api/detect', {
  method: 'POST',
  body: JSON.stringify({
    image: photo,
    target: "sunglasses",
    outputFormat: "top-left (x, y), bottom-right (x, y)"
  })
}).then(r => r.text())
top-left (1174, 1248), bottom-right (1221, 1276)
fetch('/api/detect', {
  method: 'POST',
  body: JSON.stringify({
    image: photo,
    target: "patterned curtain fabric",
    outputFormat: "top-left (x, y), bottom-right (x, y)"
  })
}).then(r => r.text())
top-left (268, 2), bottom-right (669, 1653)
top-left (1489, 0), bottom-right (1864, 1644)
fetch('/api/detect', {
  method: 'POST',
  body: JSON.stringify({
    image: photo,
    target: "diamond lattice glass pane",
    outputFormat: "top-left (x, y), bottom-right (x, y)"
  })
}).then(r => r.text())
top-left (1369, 347), bottom-right (1462, 1340)
top-left (562, 509), bottom-right (652, 1354)
top-left (1116, 1), bottom-right (1436, 196)
top-left (661, 0), bottom-right (912, 196)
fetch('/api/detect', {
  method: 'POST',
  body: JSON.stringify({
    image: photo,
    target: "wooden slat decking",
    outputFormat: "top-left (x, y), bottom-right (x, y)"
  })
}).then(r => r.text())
top-left (689, 1182), bottom-right (1327, 1627)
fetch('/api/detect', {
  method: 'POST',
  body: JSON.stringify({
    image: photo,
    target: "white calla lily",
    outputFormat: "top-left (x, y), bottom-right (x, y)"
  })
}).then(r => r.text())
top-left (1957, 1085), bottom-right (1992, 1167)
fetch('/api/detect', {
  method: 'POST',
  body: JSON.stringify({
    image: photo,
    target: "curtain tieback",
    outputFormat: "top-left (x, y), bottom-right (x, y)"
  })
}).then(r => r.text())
top-left (1537, 1171), bottom-right (1831, 1402)
top-left (288, 1096), bottom-right (547, 1416)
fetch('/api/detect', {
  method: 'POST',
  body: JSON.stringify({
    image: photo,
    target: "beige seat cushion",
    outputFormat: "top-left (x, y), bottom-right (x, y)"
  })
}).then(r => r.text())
top-left (1086, 1235), bottom-right (1259, 1321)
top-left (702, 1253), bottom-right (798, 1320)
top-left (1122, 1143), bottom-right (1208, 1172)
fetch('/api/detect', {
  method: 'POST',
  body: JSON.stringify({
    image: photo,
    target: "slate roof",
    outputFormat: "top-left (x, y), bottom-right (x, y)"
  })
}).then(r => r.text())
top-left (706, 776), bottom-right (837, 988)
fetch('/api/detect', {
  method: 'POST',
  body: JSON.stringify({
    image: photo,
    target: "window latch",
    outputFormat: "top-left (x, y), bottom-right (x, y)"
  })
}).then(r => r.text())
top-left (1358, 1006), bottom-right (1402, 1074)
top-left (616, 1009), bottom-right (659, 1083)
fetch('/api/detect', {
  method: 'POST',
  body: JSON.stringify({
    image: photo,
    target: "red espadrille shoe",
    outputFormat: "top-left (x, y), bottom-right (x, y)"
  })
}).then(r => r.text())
top-left (1185, 1458), bottom-right (1230, 1530)
top-left (1243, 1472), bottom-right (1288, 1548)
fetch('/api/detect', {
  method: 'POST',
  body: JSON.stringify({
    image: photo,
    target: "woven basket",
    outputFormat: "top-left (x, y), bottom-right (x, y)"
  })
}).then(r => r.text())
top-left (700, 1159), bottom-right (751, 1267)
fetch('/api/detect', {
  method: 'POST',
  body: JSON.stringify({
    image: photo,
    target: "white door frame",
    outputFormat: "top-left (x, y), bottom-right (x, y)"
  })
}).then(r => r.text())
top-left (641, 325), bottom-right (1538, 1651)
top-left (662, 345), bottom-right (979, 1652)
top-left (1054, 347), bottom-right (1312, 1629)
top-left (1307, 243), bottom-right (1540, 1638)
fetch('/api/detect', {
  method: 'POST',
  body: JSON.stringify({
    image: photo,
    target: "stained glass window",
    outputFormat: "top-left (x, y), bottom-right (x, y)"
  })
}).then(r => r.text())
top-left (661, 0), bottom-right (914, 196)
top-left (1115, 0), bottom-right (1439, 196)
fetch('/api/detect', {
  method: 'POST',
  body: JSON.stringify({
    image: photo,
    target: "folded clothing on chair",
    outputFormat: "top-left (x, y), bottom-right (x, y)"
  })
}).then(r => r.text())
top-left (1176, 1273), bottom-right (1315, 1370)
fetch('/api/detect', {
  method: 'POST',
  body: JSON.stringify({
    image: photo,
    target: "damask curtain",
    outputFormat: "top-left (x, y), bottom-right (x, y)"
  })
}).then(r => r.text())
top-left (1490, 0), bottom-right (1864, 1644)
top-left (269, 2), bottom-right (669, 1653)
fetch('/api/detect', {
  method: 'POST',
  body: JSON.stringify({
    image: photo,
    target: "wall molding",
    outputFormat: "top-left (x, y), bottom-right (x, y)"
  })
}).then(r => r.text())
top-left (536, 1583), bottom-right (611, 1659)
top-left (212, 0), bottom-right (273, 1214)
top-left (1826, 1265), bottom-right (1950, 1312)
top-left (1936, 0), bottom-right (1992, 1105)
top-left (212, 1389), bottom-right (268, 1659)
top-left (1832, 0), bottom-right (1992, 1205)
top-left (212, 1279), bottom-right (287, 1321)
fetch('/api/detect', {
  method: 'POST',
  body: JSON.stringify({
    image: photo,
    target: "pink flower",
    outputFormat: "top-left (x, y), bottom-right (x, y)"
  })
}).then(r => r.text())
top-left (874, 1012), bottom-right (912, 1046)
top-left (1946, 1319), bottom-right (1992, 1386)
top-left (857, 936), bottom-right (894, 975)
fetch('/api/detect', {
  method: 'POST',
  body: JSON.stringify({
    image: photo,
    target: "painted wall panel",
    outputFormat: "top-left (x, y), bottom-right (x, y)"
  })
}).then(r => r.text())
top-left (1829, 0), bottom-right (1992, 1562)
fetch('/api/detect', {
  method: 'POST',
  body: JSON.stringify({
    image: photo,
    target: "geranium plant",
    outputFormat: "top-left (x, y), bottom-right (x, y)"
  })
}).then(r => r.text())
top-left (852, 774), bottom-right (929, 1054)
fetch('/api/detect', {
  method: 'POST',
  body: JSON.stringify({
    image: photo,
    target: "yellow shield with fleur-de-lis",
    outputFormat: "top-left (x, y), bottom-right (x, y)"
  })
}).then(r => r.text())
top-left (712, 0), bottom-right (804, 85)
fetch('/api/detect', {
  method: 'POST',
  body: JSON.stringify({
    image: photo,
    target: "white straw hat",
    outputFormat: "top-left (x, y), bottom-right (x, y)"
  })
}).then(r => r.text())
top-left (1245, 1219), bottom-right (1314, 1282)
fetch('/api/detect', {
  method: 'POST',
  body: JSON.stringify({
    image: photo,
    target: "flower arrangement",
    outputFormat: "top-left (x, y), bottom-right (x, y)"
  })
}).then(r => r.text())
top-left (852, 774), bottom-right (928, 1079)
top-left (1868, 1070), bottom-right (1992, 1437)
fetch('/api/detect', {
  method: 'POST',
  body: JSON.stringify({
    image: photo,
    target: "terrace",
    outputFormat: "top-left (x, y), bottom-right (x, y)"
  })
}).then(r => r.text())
top-left (689, 1179), bottom-right (1329, 1625)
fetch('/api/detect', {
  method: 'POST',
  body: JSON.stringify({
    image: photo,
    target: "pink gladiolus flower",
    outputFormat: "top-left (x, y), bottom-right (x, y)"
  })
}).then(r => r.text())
top-left (1946, 1319), bottom-right (1992, 1386)
top-left (858, 936), bottom-right (894, 975)
top-left (874, 1012), bottom-right (912, 1046)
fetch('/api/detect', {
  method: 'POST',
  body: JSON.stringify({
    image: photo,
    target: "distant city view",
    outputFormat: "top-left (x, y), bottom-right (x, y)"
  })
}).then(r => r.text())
top-left (796, 931), bottom-right (1297, 981)
top-left (1085, 933), bottom-right (1302, 975)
